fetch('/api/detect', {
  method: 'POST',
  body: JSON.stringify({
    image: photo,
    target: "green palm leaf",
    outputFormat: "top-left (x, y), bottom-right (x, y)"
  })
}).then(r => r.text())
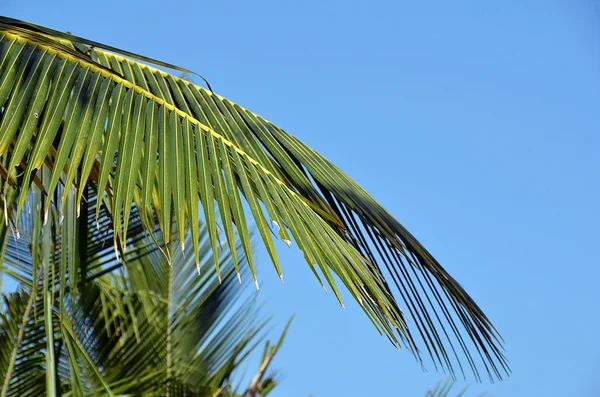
top-left (0, 16), bottom-right (508, 381)
top-left (0, 180), bottom-right (279, 396)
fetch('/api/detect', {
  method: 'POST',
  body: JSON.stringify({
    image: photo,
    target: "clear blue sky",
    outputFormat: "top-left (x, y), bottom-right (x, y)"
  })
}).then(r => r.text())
top-left (3, 1), bottom-right (600, 395)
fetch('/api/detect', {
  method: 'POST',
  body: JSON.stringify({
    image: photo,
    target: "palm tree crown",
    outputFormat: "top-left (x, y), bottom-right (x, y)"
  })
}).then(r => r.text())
top-left (0, 16), bottom-right (508, 383)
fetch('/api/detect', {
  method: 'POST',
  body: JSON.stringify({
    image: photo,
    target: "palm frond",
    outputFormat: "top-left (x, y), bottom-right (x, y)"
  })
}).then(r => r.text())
top-left (0, 16), bottom-right (507, 380)
top-left (0, 177), bottom-right (271, 396)
top-left (241, 317), bottom-right (292, 397)
top-left (79, 232), bottom-right (266, 396)
top-left (0, 291), bottom-right (47, 397)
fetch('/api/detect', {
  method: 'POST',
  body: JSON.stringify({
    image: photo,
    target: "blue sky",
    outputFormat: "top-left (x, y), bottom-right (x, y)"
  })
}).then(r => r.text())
top-left (4, 0), bottom-right (600, 395)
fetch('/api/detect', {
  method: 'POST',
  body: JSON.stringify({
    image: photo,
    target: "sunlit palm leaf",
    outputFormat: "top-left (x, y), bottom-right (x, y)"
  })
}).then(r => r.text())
top-left (0, 16), bottom-right (508, 380)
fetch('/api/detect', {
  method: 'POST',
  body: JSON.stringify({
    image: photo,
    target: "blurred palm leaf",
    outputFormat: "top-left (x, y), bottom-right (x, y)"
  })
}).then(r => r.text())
top-left (0, 180), bottom-right (284, 396)
top-left (0, 16), bottom-right (507, 380)
top-left (425, 378), bottom-right (493, 397)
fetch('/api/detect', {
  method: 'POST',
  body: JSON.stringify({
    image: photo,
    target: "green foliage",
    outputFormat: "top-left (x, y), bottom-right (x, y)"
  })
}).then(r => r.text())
top-left (0, 182), bottom-right (287, 396)
top-left (0, 15), bottom-right (507, 381)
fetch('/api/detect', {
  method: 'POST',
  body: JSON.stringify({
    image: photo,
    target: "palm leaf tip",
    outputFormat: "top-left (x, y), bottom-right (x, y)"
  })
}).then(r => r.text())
top-left (0, 15), bottom-right (508, 382)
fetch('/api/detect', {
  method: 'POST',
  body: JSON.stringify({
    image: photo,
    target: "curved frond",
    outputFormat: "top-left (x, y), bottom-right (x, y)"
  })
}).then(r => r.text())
top-left (0, 16), bottom-right (508, 381)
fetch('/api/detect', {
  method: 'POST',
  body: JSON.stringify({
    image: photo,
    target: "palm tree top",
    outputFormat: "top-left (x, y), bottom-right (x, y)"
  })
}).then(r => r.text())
top-left (0, 15), bottom-right (508, 381)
